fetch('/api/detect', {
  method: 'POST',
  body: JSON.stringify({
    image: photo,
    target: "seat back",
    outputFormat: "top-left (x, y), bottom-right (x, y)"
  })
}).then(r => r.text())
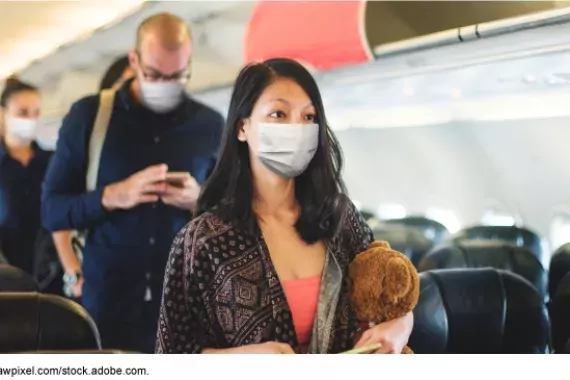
top-left (549, 243), bottom-right (570, 299)
top-left (550, 271), bottom-right (570, 353)
top-left (448, 225), bottom-right (547, 267)
top-left (0, 292), bottom-right (100, 352)
top-left (371, 224), bottom-right (433, 267)
top-left (0, 265), bottom-right (38, 292)
top-left (409, 268), bottom-right (550, 353)
top-left (385, 216), bottom-right (449, 245)
top-left (418, 241), bottom-right (548, 300)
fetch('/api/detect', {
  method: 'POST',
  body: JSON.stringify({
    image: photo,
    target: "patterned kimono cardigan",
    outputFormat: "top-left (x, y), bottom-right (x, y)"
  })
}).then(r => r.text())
top-left (156, 201), bottom-right (374, 354)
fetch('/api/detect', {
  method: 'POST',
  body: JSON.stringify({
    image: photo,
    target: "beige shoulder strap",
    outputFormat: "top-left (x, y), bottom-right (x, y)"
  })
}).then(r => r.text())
top-left (86, 89), bottom-right (115, 191)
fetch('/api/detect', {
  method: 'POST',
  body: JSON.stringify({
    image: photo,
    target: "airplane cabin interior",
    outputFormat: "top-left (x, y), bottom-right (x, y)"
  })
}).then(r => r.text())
top-left (0, 0), bottom-right (569, 356)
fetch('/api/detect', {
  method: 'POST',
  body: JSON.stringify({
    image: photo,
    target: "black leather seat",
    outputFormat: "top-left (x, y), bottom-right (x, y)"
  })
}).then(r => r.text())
top-left (550, 271), bottom-right (570, 353)
top-left (0, 265), bottom-right (38, 292)
top-left (371, 224), bottom-right (433, 267)
top-left (549, 243), bottom-right (570, 299)
top-left (418, 241), bottom-right (548, 300)
top-left (385, 216), bottom-right (449, 245)
top-left (409, 268), bottom-right (550, 353)
top-left (448, 225), bottom-right (547, 267)
top-left (0, 292), bottom-right (101, 352)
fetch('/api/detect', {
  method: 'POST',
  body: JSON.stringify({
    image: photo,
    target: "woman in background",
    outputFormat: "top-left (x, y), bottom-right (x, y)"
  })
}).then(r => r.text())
top-left (0, 77), bottom-right (51, 275)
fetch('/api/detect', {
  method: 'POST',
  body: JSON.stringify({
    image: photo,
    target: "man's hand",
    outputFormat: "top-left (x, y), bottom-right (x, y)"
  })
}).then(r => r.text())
top-left (161, 173), bottom-right (200, 211)
top-left (72, 277), bottom-right (84, 298)
top-left (102, 164), bottom-right (168, 211)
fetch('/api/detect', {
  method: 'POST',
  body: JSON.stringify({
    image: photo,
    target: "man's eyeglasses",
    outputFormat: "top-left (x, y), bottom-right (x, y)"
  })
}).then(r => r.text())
top-left (136, 51), bottom-right (191, 83)
top-left (139, 70), bottom-right (191, 83)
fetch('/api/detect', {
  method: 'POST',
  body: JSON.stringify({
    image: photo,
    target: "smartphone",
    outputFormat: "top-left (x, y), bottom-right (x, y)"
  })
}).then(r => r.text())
top-left (340, 343), bottom-right (382, 354)
top-left (165, 172), bottom-right (190, 188)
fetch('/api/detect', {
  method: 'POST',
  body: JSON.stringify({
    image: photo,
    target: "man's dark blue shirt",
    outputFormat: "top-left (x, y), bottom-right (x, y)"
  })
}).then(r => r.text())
top-left (41, 80), bottom-right (224, 349)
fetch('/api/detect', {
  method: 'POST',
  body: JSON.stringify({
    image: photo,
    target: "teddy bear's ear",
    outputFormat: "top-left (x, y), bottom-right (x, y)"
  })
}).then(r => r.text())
top-left (369, 240), bottom-right (391, 250)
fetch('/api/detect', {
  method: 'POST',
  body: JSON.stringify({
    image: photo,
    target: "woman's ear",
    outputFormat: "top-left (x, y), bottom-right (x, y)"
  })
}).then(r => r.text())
top-left (237, 119), bottom-right (248, 142)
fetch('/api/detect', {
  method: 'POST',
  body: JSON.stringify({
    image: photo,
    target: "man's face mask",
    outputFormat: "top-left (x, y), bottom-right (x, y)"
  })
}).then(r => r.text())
top-left (5, 116), bottom-right (37, 142)
top-left (136, 53), bottom-right (189, 114)
top-left (139, 81), bottom-right (185, 114)
top-left (254, 122), bottom-right (319, 179)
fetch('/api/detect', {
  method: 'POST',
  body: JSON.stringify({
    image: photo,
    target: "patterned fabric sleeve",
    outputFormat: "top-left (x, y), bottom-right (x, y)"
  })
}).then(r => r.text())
top-left (345, 198), bottom-right (375, 262)
top-left (156, 219), bottom-right (216, 354)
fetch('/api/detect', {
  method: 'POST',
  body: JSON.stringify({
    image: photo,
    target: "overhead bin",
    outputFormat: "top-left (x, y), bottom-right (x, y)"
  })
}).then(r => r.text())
top-left (367, 1), bottom-right (567, 52)
top-left (199, 2), bottom-right (570, 124)
top-left (244, 1), bottom-right (570, 70)
top-left (245, 0), bottom-right (373, 71)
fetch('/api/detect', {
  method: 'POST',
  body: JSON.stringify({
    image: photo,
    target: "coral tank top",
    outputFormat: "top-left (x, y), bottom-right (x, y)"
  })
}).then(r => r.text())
top-left (282, 276), bottom-right (321, 353)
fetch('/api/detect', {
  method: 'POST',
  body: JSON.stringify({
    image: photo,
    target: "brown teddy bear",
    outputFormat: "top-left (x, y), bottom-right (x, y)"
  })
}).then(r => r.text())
top-left (348, 240), bottom-right (420, 354)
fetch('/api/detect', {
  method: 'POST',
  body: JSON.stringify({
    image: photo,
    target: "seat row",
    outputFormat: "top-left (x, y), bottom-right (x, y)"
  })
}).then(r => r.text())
top-left (0, 263), bottom-right (564, 354)
top-left (367, 217), bottom-right (570, 353)
top-left (372, 218), bottom-right (570, 297)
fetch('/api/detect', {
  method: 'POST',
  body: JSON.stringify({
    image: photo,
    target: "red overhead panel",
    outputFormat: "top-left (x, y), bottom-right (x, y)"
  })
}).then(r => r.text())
top-left (245, 0), bottom-right (372, 71)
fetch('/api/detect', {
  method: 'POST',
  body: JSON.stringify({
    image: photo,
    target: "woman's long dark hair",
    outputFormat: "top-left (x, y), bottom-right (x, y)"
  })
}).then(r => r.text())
top-left (99, 56), bottom-right (130, 91)
top-left (197, 58), bottom-right (349, 244)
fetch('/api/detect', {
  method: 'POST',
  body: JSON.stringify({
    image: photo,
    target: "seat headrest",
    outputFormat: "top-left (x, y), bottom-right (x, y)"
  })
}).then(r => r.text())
top-left (409, 268), bottom-right (550, 353)
top-left (385, 216), bottom-right (449, 244)
top-left (418, 241), bottom-right (548, 300)
top-left (448, 225), bottom-right (547, 265)
top-left (371, 224), bottom-right (433, 267)
top-left (0, 292), bottom-right (101, 353)
top-left (0, 265), bottom-right (37, 292)
top-left (550, 271), bottom-right (570, 353)
top-left (549, 243), bottom-right (570, 298)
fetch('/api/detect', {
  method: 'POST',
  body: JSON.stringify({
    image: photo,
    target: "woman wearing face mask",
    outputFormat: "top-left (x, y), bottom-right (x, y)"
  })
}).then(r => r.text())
top-left (0, 77), bottom-right (52, 274)
top-left (156, 58), bottom-right (414, 354)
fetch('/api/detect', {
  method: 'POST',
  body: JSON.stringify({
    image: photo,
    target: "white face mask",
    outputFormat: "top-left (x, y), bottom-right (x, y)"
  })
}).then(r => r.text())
top-left (255, 122), bottom-right (319, 178)
top-left (139, 80), bottom-right (184, 113)
top-left (5, 116), bottom-right (37, 142)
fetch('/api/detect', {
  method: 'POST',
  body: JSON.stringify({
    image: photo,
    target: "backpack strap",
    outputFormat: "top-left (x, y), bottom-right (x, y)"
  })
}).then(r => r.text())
top-left (86, 89), bottom-right (115, 192)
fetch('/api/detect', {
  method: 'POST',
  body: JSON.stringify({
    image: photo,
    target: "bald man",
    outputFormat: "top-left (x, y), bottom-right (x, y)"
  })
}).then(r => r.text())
top-left (42, 13), bottom-right (224, 353)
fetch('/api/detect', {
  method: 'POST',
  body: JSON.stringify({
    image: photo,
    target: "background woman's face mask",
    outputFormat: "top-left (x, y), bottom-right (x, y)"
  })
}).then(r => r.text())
top-left (255, 122), bottom-right (319, 178)
top-left (5, 116), bottom-right (37, 142)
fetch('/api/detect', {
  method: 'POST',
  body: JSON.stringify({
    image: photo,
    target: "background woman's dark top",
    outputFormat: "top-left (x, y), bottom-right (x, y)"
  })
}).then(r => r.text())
top-left (0, 141), bottom-right (52, 274)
